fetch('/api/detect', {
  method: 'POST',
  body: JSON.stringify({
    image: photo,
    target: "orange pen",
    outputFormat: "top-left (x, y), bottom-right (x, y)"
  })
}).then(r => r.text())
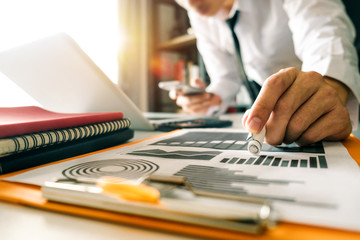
top-left (96, 176), bottom-right (160, 204)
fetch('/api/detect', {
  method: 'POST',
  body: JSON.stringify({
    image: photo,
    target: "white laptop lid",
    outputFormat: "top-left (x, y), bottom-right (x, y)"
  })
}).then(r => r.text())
top-left (0, 33), bottom-right (154, 130)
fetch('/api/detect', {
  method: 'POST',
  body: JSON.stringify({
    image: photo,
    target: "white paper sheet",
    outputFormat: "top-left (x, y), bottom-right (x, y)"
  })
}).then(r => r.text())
top-left (5, 129), bottom-right (360, 232)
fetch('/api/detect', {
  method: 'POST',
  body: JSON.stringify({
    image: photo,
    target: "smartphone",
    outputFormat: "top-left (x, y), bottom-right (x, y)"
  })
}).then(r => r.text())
top-left (158, 81), bottom-right (205, 95)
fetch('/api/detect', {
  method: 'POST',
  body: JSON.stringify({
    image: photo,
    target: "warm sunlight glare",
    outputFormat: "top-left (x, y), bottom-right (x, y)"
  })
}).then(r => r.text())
top-left (0, 0), bottom-right (119, 107)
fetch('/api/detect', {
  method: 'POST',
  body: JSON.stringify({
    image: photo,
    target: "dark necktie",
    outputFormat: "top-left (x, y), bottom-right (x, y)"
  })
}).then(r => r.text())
top-left (226, 11), bottom-right (260, 104)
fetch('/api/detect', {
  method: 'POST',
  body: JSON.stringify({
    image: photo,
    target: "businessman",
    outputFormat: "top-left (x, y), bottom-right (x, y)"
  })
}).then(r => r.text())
top-left (171, 0), bottom-right (360, 146)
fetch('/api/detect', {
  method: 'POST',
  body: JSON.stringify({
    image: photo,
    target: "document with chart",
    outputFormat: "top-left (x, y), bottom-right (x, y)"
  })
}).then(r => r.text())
top-left (5, 129), bottom-right (360, 232)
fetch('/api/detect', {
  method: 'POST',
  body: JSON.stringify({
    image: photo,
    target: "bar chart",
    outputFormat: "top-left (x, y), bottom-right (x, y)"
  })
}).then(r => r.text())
top-left (219, 155), bottom-right (328, 169)
top-left (174, 164), bottom-right (334, 208)
top-left (147, 131), bottom-right (329, 169)
top-left (152, 131), bottom-right (325, 154)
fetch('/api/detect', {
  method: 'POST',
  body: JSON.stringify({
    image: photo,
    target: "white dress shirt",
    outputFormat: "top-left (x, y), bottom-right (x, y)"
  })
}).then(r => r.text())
top-left (181, 0), bottom-right (360, 126)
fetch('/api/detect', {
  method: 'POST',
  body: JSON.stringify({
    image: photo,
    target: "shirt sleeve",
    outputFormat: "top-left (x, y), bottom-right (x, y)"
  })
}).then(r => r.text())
top-left (187, 11), bottom-right (242, 104)
top-left (283, 0), bottom-right (360, 128)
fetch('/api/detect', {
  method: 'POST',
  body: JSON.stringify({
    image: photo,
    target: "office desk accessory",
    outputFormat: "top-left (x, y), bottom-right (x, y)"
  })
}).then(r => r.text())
top-left (52, 176), bottom-right (161, 204)
top-left (0, 106), bottom-right (124, 138)
top-left (0, 117), bottom-right (130, 157)
top-left (0, 106), bottom-right (133, 174)
top-left (0, 128), bottom-right (134, 175)
top-left (247, 127), bottom-right (266, 155)
top-left (42, 174), bottom-right (273, 234)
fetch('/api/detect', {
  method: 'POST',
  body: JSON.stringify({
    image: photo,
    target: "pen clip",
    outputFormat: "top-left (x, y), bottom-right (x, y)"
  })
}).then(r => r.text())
top-left (147, 174), bottom-right (267, 205)
top-left (146, 174), bottom-right (276, 230)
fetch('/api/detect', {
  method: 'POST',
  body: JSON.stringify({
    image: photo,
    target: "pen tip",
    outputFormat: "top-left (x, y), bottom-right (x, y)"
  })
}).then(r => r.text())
top-left (248, 140), bottom-right (261, 155)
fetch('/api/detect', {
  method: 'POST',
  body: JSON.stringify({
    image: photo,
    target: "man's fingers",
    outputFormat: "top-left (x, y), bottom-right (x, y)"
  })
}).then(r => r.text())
top-left (176, 92), bottom-right (211, 106)
top-left (265, 71), bottom-right (323, 145)
top-left (242, 109), bottom-right (250, 128)
top-left (186, 101), bottom-right (212, 114)
top-left (176, 92), bottom-right (215, 115)
top-left (295, 105), bottom-right (352, 145)
top-left (245, 68), bottom-right (351, 146)
top-left (169, 89), bottom-right (178, 100)
top-left (283, 83), bottom-right (338, 144)
top-left (244, 67), bottom-right (299, 133)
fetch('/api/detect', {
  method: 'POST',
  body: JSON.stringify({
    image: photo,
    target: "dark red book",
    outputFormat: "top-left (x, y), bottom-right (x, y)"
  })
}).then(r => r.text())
top-left (0, 106), bottom-right (124, 138)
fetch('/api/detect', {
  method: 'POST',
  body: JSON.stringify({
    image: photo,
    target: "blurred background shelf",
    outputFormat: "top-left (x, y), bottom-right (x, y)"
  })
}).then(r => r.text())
top-left (150, 0), bottom-right (208, 113)
top-left (158, 34), bottom-right (196, 51)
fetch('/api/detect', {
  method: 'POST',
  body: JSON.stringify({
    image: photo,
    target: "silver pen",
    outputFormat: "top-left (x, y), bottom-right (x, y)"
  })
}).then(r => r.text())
top-left (247, 127), bottom-right (266, 155)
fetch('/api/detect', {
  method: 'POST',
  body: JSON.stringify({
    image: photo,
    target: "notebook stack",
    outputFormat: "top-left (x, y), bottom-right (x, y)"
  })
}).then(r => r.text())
top-left (0, 106), bottom-right (133, 174)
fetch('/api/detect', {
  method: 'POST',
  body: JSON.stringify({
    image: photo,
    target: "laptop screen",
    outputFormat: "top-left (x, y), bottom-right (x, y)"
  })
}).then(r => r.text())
top-left (0, 33), bottom-right (154, 130)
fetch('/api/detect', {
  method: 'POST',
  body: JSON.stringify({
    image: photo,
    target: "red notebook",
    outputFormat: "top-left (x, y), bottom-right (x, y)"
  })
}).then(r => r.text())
top-left (0, 106), bottom-right (124, 138)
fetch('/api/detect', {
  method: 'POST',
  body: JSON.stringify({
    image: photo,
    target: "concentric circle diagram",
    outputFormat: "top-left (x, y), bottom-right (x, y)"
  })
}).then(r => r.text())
top-left (62, 158), bottom-right (159, 180)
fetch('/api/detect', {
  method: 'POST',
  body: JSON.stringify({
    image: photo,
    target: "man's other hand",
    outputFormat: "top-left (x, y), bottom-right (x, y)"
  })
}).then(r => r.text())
top-left (169, 78), bottom-right (222, 115)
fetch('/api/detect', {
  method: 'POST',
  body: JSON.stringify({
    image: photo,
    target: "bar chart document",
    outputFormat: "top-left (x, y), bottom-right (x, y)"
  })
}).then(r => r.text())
top-left (6, 129), bottom-right (360, 232)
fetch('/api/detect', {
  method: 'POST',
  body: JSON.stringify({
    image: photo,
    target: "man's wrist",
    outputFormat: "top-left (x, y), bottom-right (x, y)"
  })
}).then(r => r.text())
top-left (324, 76), bottom-right (350, 105)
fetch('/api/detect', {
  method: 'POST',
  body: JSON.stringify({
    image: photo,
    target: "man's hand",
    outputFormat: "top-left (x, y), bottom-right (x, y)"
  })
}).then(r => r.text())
top-left (169, 78), bottom-right (222, 115)
top-left (242, 67), bottom-right (352, 146)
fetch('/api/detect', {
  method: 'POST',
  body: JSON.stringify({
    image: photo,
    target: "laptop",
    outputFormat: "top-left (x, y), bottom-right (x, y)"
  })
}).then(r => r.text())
top-left (0, 33), bottom-right (231, 131)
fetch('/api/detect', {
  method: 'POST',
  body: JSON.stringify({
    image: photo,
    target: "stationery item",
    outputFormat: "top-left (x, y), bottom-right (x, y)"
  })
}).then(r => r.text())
top-left (0, 128), bottom-right (134, 175)
top-left (97, 176), bottom-right (160, 203)
top-left (0, 118), bottom-right (131, 157)
top-left (0, 106), bottom-right (124, 138)
top-left (59, 176), bottom-right (161, 204)
top-left (0, 33), bottom-right (229, 131)
top-left (42, 174), bottom-right (274, 234)
top-left (247, 127), bottom-right (266, 155)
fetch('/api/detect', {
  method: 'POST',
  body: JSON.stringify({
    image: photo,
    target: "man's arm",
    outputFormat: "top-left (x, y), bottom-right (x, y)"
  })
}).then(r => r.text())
top-left (243, 0), bottom-right (359, 145)
top-left (242, 68), bottom-right (352, 146)
top-left (283, 0), bottom-right (360, 110)
top-left (170, 7), bottom-right (243, 114)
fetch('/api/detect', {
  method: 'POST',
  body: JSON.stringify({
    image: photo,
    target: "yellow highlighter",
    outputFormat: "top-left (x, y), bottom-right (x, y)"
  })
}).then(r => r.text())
top-left (96, 176), bottom-right (160, 204)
